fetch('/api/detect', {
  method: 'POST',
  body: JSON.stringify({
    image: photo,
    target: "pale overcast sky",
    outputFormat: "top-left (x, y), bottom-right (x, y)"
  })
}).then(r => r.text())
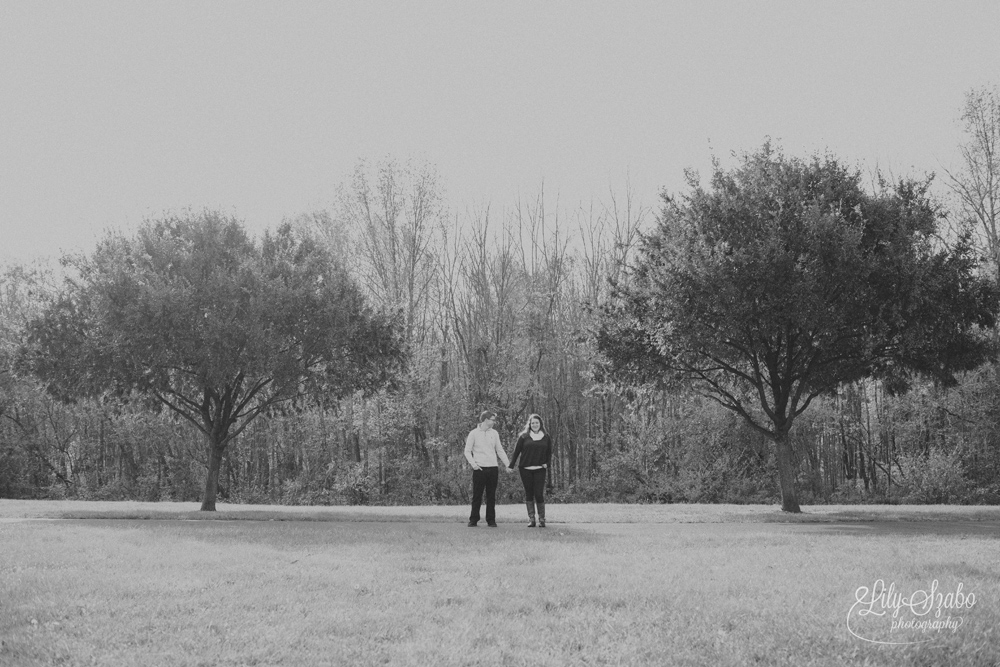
top-left (2, 1), bottom-right (999, 264)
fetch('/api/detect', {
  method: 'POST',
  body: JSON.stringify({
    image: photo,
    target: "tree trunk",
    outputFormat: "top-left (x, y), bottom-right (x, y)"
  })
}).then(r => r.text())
top-left (774, 430), bottom-right (801, 513)
top-left (200, 436), bottom-right (226, 511)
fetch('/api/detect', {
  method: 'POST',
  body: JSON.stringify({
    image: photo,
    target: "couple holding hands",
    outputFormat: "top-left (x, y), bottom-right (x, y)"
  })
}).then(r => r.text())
top-left (464, 410), bottom-right (552, 528)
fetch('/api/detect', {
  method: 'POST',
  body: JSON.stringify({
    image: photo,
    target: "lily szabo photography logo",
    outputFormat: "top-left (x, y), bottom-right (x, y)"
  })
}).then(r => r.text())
top-left (847, 579), bottom-right (977, 645)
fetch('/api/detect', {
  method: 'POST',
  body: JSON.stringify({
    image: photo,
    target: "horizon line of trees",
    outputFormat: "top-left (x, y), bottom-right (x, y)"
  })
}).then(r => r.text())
top-left (2, 85), bottom-right (1000, 510)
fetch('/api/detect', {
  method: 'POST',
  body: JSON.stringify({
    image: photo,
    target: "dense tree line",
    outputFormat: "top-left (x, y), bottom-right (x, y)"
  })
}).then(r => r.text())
top-left (4, 87), bottom-right (1000, 509)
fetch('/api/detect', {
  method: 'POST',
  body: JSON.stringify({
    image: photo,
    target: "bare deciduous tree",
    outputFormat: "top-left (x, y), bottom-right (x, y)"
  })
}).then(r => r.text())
top-left (946, 85), bottom-right (1000, 275)
top-left (577, 178), bottom-right (647, 306)
top-left (337, 159), bottom-right (443, 345)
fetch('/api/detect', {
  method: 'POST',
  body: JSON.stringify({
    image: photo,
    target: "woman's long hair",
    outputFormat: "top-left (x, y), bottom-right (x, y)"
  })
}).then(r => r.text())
top-left (519, 413), bottom-right (545, 437)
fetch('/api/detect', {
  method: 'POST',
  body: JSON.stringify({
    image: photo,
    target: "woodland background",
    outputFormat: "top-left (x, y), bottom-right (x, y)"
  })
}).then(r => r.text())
top-left (2, 87), bottom-right (999, 508)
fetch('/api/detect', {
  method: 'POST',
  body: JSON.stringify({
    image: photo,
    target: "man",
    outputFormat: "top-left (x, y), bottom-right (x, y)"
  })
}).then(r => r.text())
top-left (464, 410), bottom-right (510, 527)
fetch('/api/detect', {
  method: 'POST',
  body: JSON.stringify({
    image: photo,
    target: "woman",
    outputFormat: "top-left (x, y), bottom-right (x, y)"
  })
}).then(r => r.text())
top-left (507, 414), bottom-right (552, 527)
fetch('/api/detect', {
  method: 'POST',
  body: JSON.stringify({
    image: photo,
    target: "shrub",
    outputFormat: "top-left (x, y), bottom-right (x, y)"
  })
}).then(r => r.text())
top-left (895, 451), bottom-right (970, 504)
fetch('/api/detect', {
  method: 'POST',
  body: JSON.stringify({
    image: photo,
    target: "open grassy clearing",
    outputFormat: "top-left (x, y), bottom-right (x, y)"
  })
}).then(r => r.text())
top-left (1, 501), bottom-right (998, 666)
top-left (3, 499), bottom-right (1000, 524)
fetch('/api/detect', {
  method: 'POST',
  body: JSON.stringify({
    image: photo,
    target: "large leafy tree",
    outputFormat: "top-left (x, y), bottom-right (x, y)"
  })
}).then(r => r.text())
top-left (597, 145), bottom-right (997, 512)
top-left (26, 211), bottom-right (405, 510)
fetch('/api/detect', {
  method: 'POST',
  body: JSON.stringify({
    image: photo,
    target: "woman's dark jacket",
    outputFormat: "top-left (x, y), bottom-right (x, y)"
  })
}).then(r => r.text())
top-left (508, 432), bottom-right (553, 469)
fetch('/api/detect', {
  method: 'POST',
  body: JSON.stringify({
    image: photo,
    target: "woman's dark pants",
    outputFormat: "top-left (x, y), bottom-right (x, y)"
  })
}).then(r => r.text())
top-left (519, 468), bottom-right (546, 524)
top-left (518, 468), bottom-right (546, 503)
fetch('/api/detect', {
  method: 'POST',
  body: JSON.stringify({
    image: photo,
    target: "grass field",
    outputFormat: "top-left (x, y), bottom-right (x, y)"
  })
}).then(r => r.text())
top-left (1, 500), bottom-right (998, 666)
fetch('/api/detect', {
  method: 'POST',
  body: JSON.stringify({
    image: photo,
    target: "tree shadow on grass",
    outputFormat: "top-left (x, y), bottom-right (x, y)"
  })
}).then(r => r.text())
top-left (65, 517), bottom-right (605, 549)
top-left (800, 520), bottom-right (1000, 538)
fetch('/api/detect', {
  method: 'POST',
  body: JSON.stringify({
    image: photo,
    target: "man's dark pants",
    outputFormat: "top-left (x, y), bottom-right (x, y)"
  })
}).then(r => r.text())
top-left (469, 466), bottom-right (499, 525)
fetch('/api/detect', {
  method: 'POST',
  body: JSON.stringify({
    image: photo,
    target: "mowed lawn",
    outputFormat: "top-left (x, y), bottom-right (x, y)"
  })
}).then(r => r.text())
top-left (1, 501), bottom-right (998, 667)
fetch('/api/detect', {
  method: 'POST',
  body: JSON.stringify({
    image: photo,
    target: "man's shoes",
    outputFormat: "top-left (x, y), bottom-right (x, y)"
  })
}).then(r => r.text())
top-left (487, 523), bottom-right (498, 528)
top-left (467, 521), bottom-right (477, 527)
